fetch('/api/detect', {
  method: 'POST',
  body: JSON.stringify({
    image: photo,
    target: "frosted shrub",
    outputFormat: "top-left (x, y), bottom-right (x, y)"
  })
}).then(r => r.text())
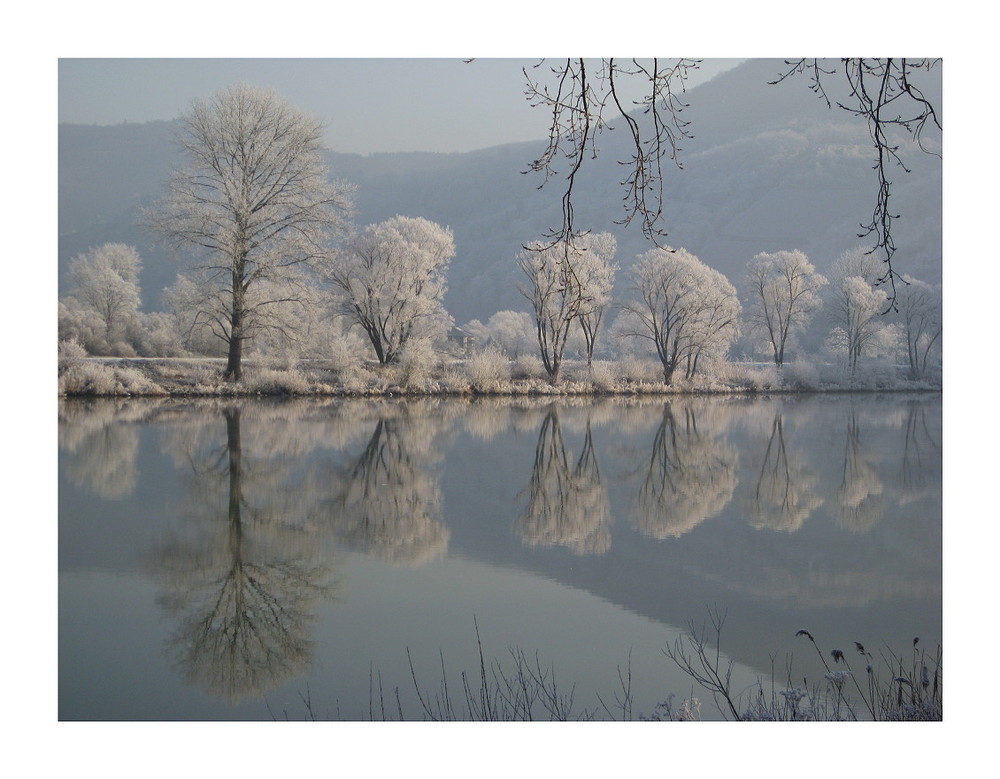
top-left (740, 364), bottom-right (782, 391)
top-left (588, 360), bottom-right (617, 391)
top-left (328, 335), bottom-right (363, 376)
top-left (783, 359), bottom-right (821, 390)
top-left (114, 366), bottom-right (164, 394)
top-left (512, 353), bottom-right (546, 381)
top-left (437, 364), bottom-right (470, 393)
top-left (465, 346), bottom-right (510, 391)
top-left (397, 338), bottom-right (441, 388)
top-left (616, 354), bottom-right (658, 383)
top-left (104, 340), bottom-right (137, 358)
top-left (58, 338), bottom-right (88, 373)
top-left (132, 313), bottom-right (186, 357)
top-left (241, 366), bottom-right (313, 395)
top-left (59, 361), bottom-right (116, 395)
top-left (59, 359), bottom-right (164, 396)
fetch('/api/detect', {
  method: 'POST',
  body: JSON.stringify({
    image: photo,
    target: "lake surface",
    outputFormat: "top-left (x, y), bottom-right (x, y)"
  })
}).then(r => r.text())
top-left (58, 393), bottom-right (942, 720)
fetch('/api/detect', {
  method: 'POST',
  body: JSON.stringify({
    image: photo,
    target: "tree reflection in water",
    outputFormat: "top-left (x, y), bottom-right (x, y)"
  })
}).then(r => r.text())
top-left (325, 407), bottom-right (450, 565)
top-left (743, 410), bottom-right (822, 533)
top-left (899, 400), bottom-right (941, 493)
top-left (144, 405), bottom-right (337, 705)
top-left (631, 401), bottom-right (738, 539)
top-left (58, 399), bottom-right (155, 499)
top-left (832, 409), bottom-right (885, 533)
top-left (516, 405), bottom-right (613, 555)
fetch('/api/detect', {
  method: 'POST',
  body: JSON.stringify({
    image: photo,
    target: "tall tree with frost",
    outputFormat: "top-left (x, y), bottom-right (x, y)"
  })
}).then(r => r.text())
top-left (328, 216), bottom-right (455, 365)
top-left (744, 249), bottom-right (826, 366)
top-left (518, 233), bottom-right (616, 382)
top-left (572, 233), bottom-right (618, 366)
top-left (895, 274), bottom-right (941, 378)
top-left (65, 243), bottom-right (143, 349)
top-left (618, 247), bottom-right (740, 385)
top-left (828, 276), bottom-right (887, 372)
top-left (149, 84), bottom-right (352, 380)
top-left (826, 248), bottom-right (890, 373)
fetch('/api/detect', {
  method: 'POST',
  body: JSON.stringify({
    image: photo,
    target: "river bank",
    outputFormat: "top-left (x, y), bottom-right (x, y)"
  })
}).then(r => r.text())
top-left (57, 354), bottom-right (943, 398)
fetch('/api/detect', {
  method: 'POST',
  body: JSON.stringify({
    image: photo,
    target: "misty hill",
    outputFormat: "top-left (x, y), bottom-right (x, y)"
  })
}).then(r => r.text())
top-left (58, 59), bottom-right (942, 326)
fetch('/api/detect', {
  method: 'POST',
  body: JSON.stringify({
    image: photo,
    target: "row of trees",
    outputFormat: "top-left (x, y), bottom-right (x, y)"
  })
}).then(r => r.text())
top-left (509, 234), bottom-right (940, 384)
top-left (58, 83), bottom-right (941, 384)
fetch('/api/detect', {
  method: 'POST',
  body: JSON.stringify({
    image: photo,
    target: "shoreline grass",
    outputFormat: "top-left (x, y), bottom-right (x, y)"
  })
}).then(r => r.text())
top-left (58, 354), bottom-right (943, 399)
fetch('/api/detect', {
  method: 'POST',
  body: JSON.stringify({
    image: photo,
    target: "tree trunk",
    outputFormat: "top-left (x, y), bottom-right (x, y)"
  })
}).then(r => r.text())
top-left (224, 270), bottom-right (246, 381)
top-left (225, 296), bottom-right (244, 381)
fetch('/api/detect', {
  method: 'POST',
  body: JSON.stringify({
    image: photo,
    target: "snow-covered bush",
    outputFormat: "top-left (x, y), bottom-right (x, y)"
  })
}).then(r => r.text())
top-left (588, 360), bottom-right (617, 391)
top-left (616, 354), bottom-right (660, 383)
top-left (512, 353), bottom-right (546, 380)
top-left (397, 338), bottom-right (442, 388)
top-left (740, 364), bottom-right (782, 391)
top-left (240, 367), bottom-right (314, 395)
top-left (58, 338), bottom-right (88, 373)
top-left (783, 359), bottom-right (821, 390)
top-left (59, 359), bottom-right (164, 396)
top-left (132, 312), bottom-right (186, 357)
top-left (465, 345), bottom-right (510, 391)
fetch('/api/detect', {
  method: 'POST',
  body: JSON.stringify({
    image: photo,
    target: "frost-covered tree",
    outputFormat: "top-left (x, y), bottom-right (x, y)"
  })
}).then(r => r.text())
top-left (743, 249), bottom-right (826, 366)
top-left (617, 247), bottom-right (740, 384)
top-left (148, 83), bottom-right (352, 380)
top-left (571, 233), bottom-right (618, 365)
top-left (486, 310), bottom-right (535, 358)
top-left (895, 274), bottom-right (942, 377)
top-left (63, 243), bottom-right (143, 352)
top-left (464, 310), bottom-right (536, 358)
top-left (827, 276), bottom-right (887, 372)
top-left (826, 248), bottom-right (891, 372)
top-left (830, 246), bottom-right (884, 287)
top-left (518, 233), bottom-right (616, 382)
top-left (328, 215), bottom-right (455, 365)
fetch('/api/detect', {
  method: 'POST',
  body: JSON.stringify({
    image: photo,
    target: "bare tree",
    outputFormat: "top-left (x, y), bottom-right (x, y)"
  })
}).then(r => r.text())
top-left (517, 237), bottom-right (595, 383)
top-left (743, 250), bottom-right (827, 366)
top-left (572, 233), bottom-right (618, 365)
top-left (149, 84), bottom-right (353, 380)
top-left (895, 274), bottom-right (942, 378)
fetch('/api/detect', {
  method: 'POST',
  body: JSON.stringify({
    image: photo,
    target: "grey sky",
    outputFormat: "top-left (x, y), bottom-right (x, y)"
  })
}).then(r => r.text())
top-left (58, 58), bottom-right (743, 155)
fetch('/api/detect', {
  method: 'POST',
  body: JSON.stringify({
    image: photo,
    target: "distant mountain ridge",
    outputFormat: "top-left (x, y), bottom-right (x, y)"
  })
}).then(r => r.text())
top-left (58, 59), bottom-right (942, 325)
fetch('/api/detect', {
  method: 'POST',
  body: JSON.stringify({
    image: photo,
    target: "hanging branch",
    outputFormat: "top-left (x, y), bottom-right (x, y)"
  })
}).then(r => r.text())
top-left (771, 58), bottom-right (942, 312)
top-left (523, 57), bottom-right (699, 249)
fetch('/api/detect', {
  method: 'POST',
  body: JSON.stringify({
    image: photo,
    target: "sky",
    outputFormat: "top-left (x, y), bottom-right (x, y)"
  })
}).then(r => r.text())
top-left (58, 58), bottom-right (744, 155)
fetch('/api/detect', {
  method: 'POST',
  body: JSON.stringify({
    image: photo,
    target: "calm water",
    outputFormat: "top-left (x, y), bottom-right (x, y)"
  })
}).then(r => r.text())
top-left (58, 393), bottom-right (942, 720)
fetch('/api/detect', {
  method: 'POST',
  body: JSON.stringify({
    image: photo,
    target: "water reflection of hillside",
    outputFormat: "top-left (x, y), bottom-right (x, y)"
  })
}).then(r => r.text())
top-left (59, 393), bottom-right (942, 694)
